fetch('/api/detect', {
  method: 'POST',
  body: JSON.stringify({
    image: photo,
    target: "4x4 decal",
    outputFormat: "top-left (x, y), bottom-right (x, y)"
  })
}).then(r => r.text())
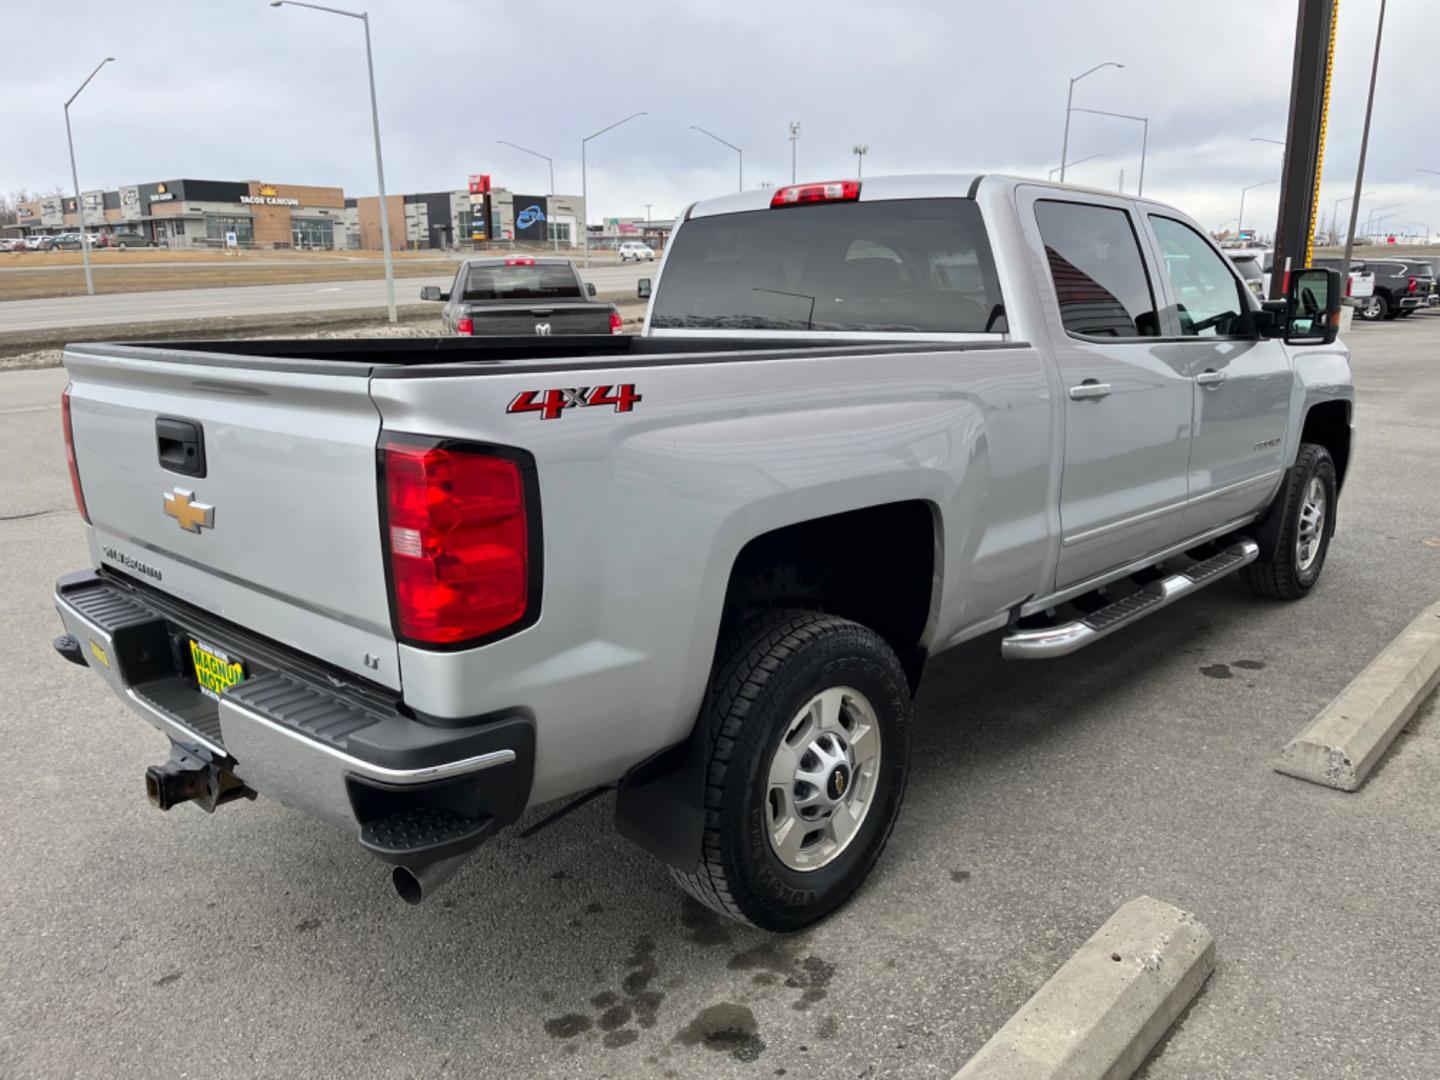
top-left (507, 384), bottom-right (643, 420)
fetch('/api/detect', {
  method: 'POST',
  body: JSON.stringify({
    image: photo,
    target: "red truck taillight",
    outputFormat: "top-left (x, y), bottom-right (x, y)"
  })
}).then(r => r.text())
top-left (456, 317), bottom-right (474, 336)
top-left (61, 386), bottom-right (90, 523)
top-left (610, 310), bottom-right (623, 334)
top-left (381, 437), bottom-right (537, 646)
top-left (1407, 276), bottom-right (1417, 294)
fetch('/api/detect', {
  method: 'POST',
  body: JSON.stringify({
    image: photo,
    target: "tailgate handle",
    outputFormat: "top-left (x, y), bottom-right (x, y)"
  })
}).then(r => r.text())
top-left (156, 417), bottom-right (206, 478)
top-left (530, 308), bottom-right (555, 316)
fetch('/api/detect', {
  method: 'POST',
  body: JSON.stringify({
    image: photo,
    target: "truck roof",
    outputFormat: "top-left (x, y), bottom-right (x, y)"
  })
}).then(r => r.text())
top-left (685, 173), bottom-right (1179, 220)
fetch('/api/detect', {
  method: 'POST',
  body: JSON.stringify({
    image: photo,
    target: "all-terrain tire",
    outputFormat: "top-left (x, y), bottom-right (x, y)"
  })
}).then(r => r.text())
top-left (1242, 443), bottom-right (1337, 600)
top-left (670, 610), bottom-right (912, 931)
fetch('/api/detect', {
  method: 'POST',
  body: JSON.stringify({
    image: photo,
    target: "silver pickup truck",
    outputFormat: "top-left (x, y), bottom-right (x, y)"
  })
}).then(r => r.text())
top-left (52, 175), bottom-right (1353, 930)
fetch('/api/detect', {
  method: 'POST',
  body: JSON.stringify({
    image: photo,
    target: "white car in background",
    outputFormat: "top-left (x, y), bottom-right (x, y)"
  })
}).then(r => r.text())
top-left (617, 240), bottom-right (655, 262)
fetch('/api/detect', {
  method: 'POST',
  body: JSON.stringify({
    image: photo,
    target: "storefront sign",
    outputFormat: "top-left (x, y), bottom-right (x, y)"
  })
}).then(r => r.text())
top-left (40, 197), bottom-right (63, 226)
top-left (241, 184), bottom-right (300, 207)
top-left (120, 186), bottom-right (141, 221)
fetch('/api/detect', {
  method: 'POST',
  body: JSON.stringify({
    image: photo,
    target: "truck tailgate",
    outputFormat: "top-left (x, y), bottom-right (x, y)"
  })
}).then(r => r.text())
top-left (63, 348), bottom-right (398, 689)
top-left (465, 303), bottom-right (612, 336)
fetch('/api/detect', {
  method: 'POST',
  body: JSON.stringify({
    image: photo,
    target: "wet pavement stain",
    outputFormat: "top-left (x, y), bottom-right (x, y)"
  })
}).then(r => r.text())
top-left (1233, 659), bottom-right (1266, 670)
top-left (603, 1029), bottom-right (640, 1049)
top-left (584, 901), bottom-right (605, 915)
top-left (950, 869), bottom-right (972, 883)
top-left (816, 1014), bottom-right (840, 1039)
top-left (599, 1003), bottom-right (633, 1032)
top-left (543, 1014), bottom-right (593, 1038)
top-left (676, 1002), bottom-right (766, 1062)
top-left (791, 987), bottom-right (827, 1011)
top-left (751, 972), bottom-right (778, 986)
top-left (680, 895), bottom-right (734, 947)
top-left (1200, 663), bottom-right (1233, 679)
top-left (590, 989), bottom-right (618, 1009)
top-left (153, 972), bottom-right (182, 987)
top-left (728, 941), bottom-right (792, 976)
top-left (539, 990), bottom-right (557, 1004)
top-left (295, 917), bottom-right (322, 932)
top-left (784, 956), bottom-right (835, 990)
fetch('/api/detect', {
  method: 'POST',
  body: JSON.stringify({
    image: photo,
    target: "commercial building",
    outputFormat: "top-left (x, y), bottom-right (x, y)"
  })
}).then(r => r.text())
top-left (13, 176), bottom-right (587, 252)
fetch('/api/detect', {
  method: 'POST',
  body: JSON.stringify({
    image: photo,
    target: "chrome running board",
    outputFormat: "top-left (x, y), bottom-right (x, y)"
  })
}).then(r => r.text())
top-left (1002, 539), bottom-right (1260, 660)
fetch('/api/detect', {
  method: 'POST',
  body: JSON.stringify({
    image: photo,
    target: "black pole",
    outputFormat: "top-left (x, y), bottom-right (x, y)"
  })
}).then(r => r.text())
top-left (1269, 0), bottom-right (1338, 299)
top-left (1341, 0), bottom-right (1386, 286)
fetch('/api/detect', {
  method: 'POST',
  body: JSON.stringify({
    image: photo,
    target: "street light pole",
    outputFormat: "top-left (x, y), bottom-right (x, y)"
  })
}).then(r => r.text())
top-left (64, 56), bottom-right (114, 298)
top-left (1342, 0), bottom-right (1386, 284)
top-left (1060, 61), bottom-right (1123, 184)
top-left (1238, 179), bottom-right (1278, 240)
top-left (1331, 191), bottom-right (1373, 245)
top-left (1048, 153), bottom-right (1105, 180)
top-left (270, 1), bottom-right (396, 322)
top-left (853, 144), bottom-right (868, 179)
top-left (497, 140), bottom-right (557, 251)
top-left (789, 122), bottom-right (801, 183)
top-left (1069, 106), bottom-right (1148, 195)
top-left (690, 126), bottom-right (743, 192)
top-left (582, 111), bottom-right (646, 268)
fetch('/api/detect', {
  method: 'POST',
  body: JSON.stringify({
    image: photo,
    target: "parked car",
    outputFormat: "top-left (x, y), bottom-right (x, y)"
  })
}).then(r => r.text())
top-left (3, 237), bottom-right (27, 252)
top-left (1320, 256), bottom-right (1429, 320)
top-left (618, 240), bottom-right (656, 262)
top-left (53, 174), bottom-right (1352, 930)
top-left (1225, 249), bottom-right (1269, 298)
top-left (25, 235), bottom-right (56, 252)
top-left (108, 232), bottom-right (153, 249)
top-left (420, 256), bottom-right (622, 336)
top-left (52, 233), bottom-right (84, 250)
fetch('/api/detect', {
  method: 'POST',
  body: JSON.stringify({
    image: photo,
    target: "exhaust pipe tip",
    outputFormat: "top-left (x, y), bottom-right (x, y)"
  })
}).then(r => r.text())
top-left (390, 853), bottom-right (470, 905)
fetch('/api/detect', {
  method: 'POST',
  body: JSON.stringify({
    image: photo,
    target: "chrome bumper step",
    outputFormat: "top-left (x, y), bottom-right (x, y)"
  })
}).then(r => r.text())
top-left (1002, 539), bottom-right (1259, 660)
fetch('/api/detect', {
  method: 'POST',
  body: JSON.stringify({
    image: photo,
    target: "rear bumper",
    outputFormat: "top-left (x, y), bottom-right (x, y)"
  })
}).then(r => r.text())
top-left (54, 569), bottom-right (533, 858)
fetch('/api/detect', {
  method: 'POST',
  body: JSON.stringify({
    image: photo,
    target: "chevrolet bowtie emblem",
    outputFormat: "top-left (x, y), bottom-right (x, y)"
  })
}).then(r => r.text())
top-left (163, 489), bottom-right (214, 533)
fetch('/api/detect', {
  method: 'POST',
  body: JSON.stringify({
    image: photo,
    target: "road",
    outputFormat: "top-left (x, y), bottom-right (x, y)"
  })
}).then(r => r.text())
top-left (1, 315), bottom-right (1438, 1079)
top-left (0, 259), bottom-right (650, 333)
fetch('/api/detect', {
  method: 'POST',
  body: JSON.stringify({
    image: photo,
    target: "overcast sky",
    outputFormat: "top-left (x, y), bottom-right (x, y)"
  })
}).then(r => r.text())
top-left (4, 0), bottom-right (1437, 237)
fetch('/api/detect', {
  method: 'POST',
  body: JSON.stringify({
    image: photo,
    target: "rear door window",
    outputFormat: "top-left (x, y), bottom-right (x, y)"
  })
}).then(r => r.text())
top-left (649, 199), bottom-right (1007, 334)
top-left (1033, 200), bottom-right (1159, 338)
top-left (1148, 216), bottom-right (1249, 336)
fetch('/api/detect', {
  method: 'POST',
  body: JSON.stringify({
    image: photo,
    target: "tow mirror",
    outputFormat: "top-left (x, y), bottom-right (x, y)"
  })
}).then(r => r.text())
top-left (586, 282), bottom-right (597, 297)
top-left (637, 278), bottom-right (652, 300)
top-left (420, 286), bottom-right (447, 302)
top-left (1285, 267), bottom-right (1341, 345)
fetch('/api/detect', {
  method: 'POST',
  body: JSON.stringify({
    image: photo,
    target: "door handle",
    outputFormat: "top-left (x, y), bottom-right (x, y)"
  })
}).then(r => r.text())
top-left (1196, 369), bottom-right (1227, 387)
top-left (1068, 380), bottom-right (1112, 401)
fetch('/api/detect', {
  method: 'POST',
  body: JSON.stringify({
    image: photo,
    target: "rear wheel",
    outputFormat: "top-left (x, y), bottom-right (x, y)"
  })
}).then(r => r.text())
top-left (1242, 443), bottom-right (1337, 600)
top-left (672, 610), bottom-right (912, 931)
top-left (1357, 294), bottom-right (1388, 321)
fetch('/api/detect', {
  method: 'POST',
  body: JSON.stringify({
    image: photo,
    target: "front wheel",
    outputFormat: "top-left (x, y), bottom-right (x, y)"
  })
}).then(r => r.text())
top-left (672, 611), bottom-right (912, 931)
top-left (1242, 443), bottom-right (1337, 600)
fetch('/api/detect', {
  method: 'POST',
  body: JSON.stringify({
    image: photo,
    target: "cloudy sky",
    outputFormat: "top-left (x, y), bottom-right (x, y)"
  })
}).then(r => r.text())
top-left (4, 0), bottom-right (1436, 237)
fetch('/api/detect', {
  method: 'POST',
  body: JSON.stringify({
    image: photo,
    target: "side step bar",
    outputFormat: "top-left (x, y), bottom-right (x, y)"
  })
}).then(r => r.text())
top-left (1002, 539), bottom-right (1259, 660)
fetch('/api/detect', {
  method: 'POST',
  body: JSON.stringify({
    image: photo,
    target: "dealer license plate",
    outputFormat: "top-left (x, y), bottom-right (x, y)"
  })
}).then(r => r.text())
top-left (189, 638), bottom-right (246, 701)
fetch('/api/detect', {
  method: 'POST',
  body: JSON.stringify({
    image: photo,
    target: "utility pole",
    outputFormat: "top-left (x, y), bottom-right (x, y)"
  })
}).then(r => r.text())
top-left (64, 56), bottom-right (114, 297)
top-left (789, 122), bottom-right (801, 183)
top-left (853, 144), bottom-right (868, 179)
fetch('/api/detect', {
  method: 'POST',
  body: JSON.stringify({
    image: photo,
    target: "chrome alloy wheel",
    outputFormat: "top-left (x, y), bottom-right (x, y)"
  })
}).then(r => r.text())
top-left (1296, 475), bottom-right (1327, 571)
top-left (764, 686), bottom-right (882, 872)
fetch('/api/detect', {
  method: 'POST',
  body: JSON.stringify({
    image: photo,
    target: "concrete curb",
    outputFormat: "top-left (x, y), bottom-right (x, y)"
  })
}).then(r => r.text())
top-left (953, 896), bottom-right (1214, 1080)
top-left (1275, 600), bottom-right (1440, 791)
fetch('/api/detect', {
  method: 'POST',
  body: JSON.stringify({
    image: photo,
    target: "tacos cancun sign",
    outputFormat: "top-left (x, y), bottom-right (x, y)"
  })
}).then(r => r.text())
top-left (240, 185), bottom-right (300, 207)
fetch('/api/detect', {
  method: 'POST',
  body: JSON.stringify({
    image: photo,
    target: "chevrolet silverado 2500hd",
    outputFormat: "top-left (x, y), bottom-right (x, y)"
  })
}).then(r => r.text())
top-left (53, 175), bottom-right (1353, 930)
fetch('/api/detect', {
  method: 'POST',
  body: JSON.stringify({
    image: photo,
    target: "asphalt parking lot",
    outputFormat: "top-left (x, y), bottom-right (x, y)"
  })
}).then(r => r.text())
top-left (1, 312), bottom-right (1437, 1079)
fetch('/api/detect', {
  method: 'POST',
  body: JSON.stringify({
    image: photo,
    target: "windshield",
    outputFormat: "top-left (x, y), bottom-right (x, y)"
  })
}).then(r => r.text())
top-left (460, 264), bottom-right (582, 301)
top-left (1230, 256), bottom-right (1263, 283)
top-left (650, 199), bottom-right (1007, 334)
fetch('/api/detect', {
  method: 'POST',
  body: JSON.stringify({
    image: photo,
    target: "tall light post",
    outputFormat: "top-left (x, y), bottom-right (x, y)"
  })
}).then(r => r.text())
top-left (1250, 137), bottom-right (1286, 147)
top-left (270, 1), bottom-right (395, 322)
top-left (690, 126), bottom-right (742, 192)
top-left (1059, 61), bottom-right (1123, 183)
top-left (1331, 190), bottom-right (1373, 245)
top-left (1341, 0), bottom-right (1387, 283)
top-left (1237, 179), bottom-right (1278, 240)
top-left (789, 122), bottom-right (801, 183)
top-left (1069, 106), bottom-right (1148, 195)
top-left (1365, 203), bottom-right (1403, 237)
top-left (64, 56), bottom-right (114, 297)
top-left (853, 144), bottom-right (868, 179)
top-left (497, 139), bottom-right (557, 251)
top-left (582, 111), bottom-right (646, 267)
top-left (1048, 152), bottom-right (1104, 180)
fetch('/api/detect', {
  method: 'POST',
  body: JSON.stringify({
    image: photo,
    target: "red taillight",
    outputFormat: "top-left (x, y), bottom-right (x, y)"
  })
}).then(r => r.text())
top-left (504, 257), bottom-right (535, 266)
top-left (770, 180), bottom-right (861, 208)
top-left (609, 310), bottom-right (623, 335)
top-left (456, 317), bottom-right (474, 336)
top-left (1407, 276), bottom-right (1417, 294)
top-left (382, 438), bottom-right (532, 645)
top-left (61, 386), bottom-right (90, 523)
top-left (1345, 276), bottom-right (1352, 297)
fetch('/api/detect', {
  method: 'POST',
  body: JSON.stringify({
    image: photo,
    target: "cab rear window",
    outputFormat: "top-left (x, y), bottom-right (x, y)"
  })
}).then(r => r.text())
top-left (461, 265), bottom-right (582, 302)
top-left (650, 199), bottom-right (1007, 334)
